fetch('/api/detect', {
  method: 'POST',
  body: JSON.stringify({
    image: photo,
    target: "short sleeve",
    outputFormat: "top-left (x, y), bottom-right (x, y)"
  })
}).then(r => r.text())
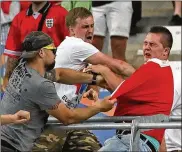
top-left (4, 14), bottom-right (22, 58)
top-left (71, 42), bottom-right (99, 62)
top-left (36, 80), bottom-right (61, 110)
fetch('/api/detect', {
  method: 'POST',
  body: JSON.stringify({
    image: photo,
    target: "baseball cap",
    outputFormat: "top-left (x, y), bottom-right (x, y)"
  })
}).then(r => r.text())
top-left (21, 31), bottom-right (53, 58)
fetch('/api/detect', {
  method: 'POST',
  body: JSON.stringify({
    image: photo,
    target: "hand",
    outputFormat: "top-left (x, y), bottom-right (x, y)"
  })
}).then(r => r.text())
top-left (84, 64), bottom-right (110, 74)
top-left (93, 96), bottom-right (117, 112)
top-left (96, 75), bottom-right (110, 89)
top-left (11, 110), bottom-right (30, 124)
top-left (83, 88), bottom-right (99, 101)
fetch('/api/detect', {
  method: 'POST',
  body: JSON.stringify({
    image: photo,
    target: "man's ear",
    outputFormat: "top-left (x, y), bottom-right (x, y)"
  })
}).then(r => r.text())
top-left (39, 49), bottom-right (45, 58)
top-left (69, 26), bottom-right (75, 36)
top-left (164, 47), bottom-right (170, 56)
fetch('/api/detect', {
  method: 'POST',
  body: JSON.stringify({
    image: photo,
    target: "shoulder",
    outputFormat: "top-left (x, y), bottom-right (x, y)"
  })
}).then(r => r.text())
top-left (76, 40), bottom-right (99, 51)
top-left (16, 10), bottom-right (27, 18)
top-left (12, 10), bottom-right (27, 22)
top-left (50, 5), bottom-right (68, 15)
top-left (138, 61), bottom-right (159, 72)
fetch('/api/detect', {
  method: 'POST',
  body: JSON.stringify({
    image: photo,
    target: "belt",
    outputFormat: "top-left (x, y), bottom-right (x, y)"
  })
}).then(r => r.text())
top-left (116, 130), bottom-right (156, 152)
top-left (1, 139), bottom-right (21, 152)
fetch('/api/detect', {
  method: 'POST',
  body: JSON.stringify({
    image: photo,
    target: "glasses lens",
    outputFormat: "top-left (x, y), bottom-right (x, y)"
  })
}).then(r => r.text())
top-left (52, 48), bottom-right (57, 55)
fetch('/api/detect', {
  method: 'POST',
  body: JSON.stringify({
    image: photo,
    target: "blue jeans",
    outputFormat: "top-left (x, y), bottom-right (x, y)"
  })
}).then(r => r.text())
top-left (99, 134), bottom-right (158, 152)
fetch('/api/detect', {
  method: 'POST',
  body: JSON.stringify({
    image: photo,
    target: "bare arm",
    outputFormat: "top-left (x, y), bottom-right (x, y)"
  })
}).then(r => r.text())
top-left (159, 137), bottom-right (167, 152)
top-left (85, 52), bottom-right (136, 77)
top-left (45, 68), bottom-right (100, 84)
top-left (86, 64), bottom-right (123, 91)
top-left (2, 57), bottom-right (19, 90)
top-left (47, 96), bottom-right (116, 125)
top-left (1, 110), bottom-right (30, 125)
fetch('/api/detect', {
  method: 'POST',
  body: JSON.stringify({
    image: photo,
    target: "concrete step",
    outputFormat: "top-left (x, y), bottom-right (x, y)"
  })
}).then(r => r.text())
top-left (142, 1), bottom-right (173, 17)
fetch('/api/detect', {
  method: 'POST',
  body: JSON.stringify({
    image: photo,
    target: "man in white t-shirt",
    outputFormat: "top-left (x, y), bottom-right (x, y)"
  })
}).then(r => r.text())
top-left (54, 7), bottom-right (135, 151)
top-left (55, 7), bottom-right (135, 109)
top-left (160, 62), bottom-right (181, 152)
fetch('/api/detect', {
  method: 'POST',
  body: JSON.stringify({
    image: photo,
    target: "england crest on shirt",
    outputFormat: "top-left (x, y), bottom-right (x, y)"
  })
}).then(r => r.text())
top-left (45, 18), bottom-right (54, 28)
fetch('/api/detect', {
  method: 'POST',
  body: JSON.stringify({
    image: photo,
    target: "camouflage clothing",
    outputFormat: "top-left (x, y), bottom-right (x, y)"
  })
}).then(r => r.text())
top-left (32, 126), bottom-right (67, 152)
top-left (62, 130), bottom-right (102, 152)
top-left (32, 128), bottom-right (102, 152)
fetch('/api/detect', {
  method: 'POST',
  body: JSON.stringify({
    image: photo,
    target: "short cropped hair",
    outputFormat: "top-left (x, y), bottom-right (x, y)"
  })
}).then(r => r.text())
top-left (66, 7), bottom-right (92, 27)
top-left (149, 26), bottom-right (173, 49)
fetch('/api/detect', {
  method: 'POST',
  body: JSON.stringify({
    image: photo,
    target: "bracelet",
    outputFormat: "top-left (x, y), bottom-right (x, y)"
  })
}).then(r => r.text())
top-left (91, 72), bottom-right (97, 85)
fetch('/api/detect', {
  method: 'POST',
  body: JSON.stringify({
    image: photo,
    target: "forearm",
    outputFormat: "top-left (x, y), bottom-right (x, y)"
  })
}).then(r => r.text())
top-left (4, 57), bottom-right (19, 79)
top-left (45, 68), bottom-right (93, 84)
top-left (159, 137), bottom-right (167, 152)
top-left (109, 59), bottom-right (135, 77)
top-left (3, 57), bottom-right (19, 90)
top-left (67, 105), bottom-right (100, 124)
top-left (101, 68), bottom-right (123, 91)
top-left (1, 114), bottom-right (14, 125)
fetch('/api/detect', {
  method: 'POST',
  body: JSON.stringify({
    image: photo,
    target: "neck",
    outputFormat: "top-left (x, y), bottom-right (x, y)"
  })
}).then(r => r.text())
top-left (32, 2), bottom-right (47, 12)
top-left (26, 60), bottom-right (45, 77)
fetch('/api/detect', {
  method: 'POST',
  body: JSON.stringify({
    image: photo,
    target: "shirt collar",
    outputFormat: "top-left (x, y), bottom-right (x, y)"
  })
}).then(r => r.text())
top-left (26, 2), bottom-right (51, 16)
top-left (147, 58), bottom-right (170, 67)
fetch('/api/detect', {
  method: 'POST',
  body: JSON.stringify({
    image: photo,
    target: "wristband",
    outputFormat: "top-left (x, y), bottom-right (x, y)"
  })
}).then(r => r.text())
top-left (91, 72), bottom-right (97, 85)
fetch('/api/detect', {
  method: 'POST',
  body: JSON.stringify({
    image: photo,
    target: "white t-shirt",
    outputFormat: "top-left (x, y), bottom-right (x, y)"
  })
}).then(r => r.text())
top-left (165, 62), bottom-right (181, 151)
top-left (54, 36), bottom-right (99, 108)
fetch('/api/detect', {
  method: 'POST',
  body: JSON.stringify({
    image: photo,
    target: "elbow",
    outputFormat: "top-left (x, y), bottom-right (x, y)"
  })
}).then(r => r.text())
top-left (61, 119), bottom-right (74, 125)
top-left (60, 112), bottom-right (77, 125)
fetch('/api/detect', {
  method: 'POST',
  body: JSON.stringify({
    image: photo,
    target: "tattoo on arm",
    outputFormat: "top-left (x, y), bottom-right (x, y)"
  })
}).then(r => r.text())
top-left (49, 102), bottom-right (60, 110)
top-left (44, 69), bottom-right (56, 82)
top-left (5, 57), bottom-right (19, 79)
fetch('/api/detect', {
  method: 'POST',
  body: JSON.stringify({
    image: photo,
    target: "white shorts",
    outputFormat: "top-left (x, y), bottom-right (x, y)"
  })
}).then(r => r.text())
top-left (92, 1), bottom-right (133, 38)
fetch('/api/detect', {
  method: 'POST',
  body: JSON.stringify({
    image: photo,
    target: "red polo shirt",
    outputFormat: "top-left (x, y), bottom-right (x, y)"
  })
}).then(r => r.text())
top-left (4, 2), bottom-right (69, 58)
top-left (112, 59), bottom-right (174, 143)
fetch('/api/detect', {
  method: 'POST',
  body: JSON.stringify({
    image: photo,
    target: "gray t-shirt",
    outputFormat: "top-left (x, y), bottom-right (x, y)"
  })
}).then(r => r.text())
top-left (0, 62), bottom-right (61, 151)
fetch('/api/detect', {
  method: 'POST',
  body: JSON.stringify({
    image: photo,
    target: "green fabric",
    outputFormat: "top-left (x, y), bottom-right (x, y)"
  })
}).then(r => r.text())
top-left (61, 0), bottom-right (92, 11)
top-left (141, 134), bottom-right (160, 151)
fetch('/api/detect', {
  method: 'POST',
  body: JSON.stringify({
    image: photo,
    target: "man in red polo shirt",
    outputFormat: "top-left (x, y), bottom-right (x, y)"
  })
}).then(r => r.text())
top-left (3, 1), bottom-right (69, 89)
top-left (87, 26), bottom-right (174, 152)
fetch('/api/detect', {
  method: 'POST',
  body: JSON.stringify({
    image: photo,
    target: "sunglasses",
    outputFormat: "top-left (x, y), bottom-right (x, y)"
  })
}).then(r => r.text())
top-left (42, 44), bottom-right (57, 55)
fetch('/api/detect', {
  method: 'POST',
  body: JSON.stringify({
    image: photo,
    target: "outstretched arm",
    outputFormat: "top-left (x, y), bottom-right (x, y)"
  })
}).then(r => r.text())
top-left (1, 110), bottom-right (30, 125)
top-left (85, 52), bottom-right (136, 77)
top-left (85, 64), bottom-right (124, 91)
top-left (47, 95), bottom-right (117, 125)
top-left (44, 68), bottom-right (103, 85)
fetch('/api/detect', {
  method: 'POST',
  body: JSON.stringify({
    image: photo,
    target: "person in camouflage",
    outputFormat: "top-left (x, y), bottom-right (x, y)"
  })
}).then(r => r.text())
top-left (0, 31), bottom-right (116, 152)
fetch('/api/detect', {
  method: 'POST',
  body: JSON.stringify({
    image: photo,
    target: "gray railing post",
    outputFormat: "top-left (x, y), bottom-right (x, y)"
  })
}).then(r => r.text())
top-left (129, 119), bottom-right (139, 151)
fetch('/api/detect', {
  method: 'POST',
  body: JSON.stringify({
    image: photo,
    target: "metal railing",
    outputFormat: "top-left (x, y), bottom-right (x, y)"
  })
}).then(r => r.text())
top-left (47, 115), bottom-right (181, 123)
top-left (47, 115), bottom-right (181, 151)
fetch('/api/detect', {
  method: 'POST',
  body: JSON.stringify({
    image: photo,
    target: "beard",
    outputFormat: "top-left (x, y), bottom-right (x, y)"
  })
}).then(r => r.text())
top-left (45, 61), bottom-right (55, 71)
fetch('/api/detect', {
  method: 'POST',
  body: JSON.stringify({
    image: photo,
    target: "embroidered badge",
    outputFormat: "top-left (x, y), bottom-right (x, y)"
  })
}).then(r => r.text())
top-left (45, 18), bottom-right (54, 28)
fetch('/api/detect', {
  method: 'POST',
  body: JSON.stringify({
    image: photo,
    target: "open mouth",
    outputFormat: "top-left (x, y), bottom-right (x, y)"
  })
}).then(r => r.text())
top-left (144, 53), bottom-right (151, 58)
top-left (86, 36), bottom-right (92, 40)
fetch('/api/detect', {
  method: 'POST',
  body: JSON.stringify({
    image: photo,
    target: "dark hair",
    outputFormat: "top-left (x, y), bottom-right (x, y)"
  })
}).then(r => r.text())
top-left (149, 26), bottom-right (173, 49)
top-left (21, 31), bottom-right (53, 58)
top-left (66, 7), bottom-right (92, 27)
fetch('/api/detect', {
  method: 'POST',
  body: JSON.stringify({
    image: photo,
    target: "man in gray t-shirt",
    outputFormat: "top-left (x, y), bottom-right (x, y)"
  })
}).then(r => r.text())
top-left (0, 31), bottom-right (116, 152)
top-left (1, 62), bottom-right (61, 151)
